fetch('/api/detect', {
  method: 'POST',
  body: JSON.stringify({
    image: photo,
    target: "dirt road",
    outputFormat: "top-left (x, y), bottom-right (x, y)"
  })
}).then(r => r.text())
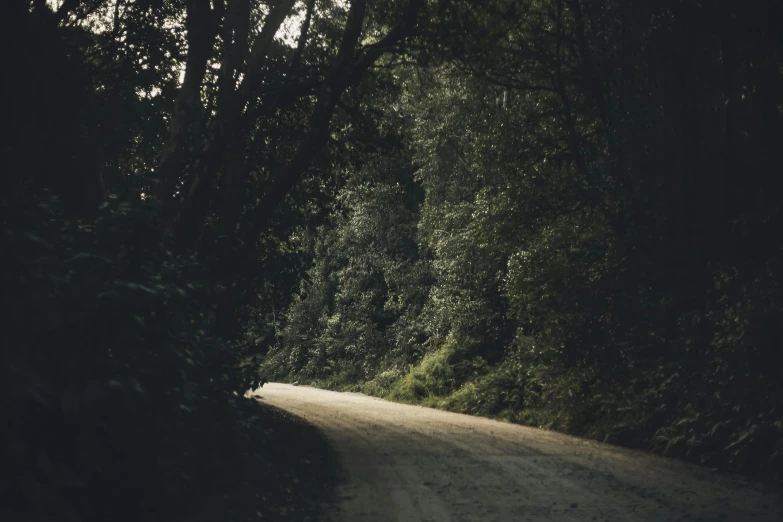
top-left (251, 384), bottom-right (781, 522)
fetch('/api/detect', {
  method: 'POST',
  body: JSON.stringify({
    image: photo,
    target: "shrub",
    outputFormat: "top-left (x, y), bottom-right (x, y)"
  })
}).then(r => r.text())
top-left (1, 195), bottom-right (253, 521)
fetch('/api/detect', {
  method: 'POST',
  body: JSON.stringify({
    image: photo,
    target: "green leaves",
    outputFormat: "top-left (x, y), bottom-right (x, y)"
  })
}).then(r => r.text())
top-left (1, 193), bottom-right (255, 520)
top-left (253, 0), bottom-right (783, 483)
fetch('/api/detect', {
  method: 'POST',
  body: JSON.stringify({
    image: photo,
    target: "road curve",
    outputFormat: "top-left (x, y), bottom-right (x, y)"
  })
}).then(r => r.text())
top-left (250, 384), bottom-right (781, 522)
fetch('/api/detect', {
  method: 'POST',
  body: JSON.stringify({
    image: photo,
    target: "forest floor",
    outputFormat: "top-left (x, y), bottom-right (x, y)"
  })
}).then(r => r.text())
top-left (251, 383), bottom-right (782, 522)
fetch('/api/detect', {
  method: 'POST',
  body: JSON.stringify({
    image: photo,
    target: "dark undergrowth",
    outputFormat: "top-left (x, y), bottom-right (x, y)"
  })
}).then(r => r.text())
top-left (0, 197), bottom-right (340, 522)
top-left (178, 397), bottom-right (340, 522)
top-left (1, 387), bottom-right (340, 522)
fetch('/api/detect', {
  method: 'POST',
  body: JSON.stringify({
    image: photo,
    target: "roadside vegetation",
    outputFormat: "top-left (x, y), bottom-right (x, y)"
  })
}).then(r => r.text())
top-left (262, 0), bottom-right (783, 482)
top-left (5, 1), bottom-right (782, 520)
top-left (3, 0), bottom-right (418, 520)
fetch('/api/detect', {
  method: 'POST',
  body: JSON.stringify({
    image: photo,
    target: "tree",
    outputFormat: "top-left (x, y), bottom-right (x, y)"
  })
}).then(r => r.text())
top-left (268, 0), bottom-right (783, 478)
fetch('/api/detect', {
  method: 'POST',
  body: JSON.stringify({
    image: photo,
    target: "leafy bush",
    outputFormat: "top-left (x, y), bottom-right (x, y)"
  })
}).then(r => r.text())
top-left (0, 195), bottom-right (256, 521)
top-left (385, 340), bottom-right (458, 403)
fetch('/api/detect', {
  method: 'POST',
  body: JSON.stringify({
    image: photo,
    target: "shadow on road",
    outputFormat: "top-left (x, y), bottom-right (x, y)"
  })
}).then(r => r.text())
top-left (179, 396), bottom-right (341, 522)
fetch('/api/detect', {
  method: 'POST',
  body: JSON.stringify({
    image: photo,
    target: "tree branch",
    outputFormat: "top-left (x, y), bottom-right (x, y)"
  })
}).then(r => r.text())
top-left (291, 0), bottom-right (317, 73)
top-left (237, 0), bottom-right (425, 253)
top-left (155, 0), bottom-right (220, 215)
top-left (346, 0), bottom-right (424, 86)
top-left (237, 0), bottom-right (298, 107)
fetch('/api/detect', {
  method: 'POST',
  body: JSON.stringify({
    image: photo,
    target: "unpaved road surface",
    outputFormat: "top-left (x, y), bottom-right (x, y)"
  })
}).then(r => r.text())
top-left (252, 384), bottom-right (781, 521)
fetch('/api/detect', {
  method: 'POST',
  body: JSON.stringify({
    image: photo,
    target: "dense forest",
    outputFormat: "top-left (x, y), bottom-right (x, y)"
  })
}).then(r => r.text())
top-left (2, 0), bottom-right (782, 520)
top-left (263, 0), bottom-right (783, 478)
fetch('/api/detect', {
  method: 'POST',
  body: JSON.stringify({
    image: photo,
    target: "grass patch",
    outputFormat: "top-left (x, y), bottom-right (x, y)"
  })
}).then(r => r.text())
top-left (352, 346), bottom-right (556, 431)
top-left (384, 345), bottom-right (456, 404)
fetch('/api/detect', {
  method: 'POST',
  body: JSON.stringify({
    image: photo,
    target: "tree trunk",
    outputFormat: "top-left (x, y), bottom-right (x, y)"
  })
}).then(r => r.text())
top-left (155, 0), bottom-right (219, 224)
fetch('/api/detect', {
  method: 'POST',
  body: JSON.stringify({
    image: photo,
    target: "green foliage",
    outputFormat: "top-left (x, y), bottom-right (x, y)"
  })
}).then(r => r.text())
top-left (3, 0), bottom-right (428, 520)
top-left (446, 357), bottom-right (530, 421)
top-left (0, 195), bottom-right (259, 521)
top-left (264, 152), bottom-right (430, 382)
top-left (266, 0), bottom-right (783, 481)
top-left (385, 340), bottom-right (458, 403)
